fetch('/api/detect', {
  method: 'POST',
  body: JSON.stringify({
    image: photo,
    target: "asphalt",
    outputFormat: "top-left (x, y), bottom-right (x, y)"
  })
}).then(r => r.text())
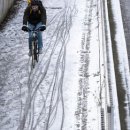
top-left (120, 0), bottom-right (130, 66)
top-left (107, 0), bottom-right (130, 129)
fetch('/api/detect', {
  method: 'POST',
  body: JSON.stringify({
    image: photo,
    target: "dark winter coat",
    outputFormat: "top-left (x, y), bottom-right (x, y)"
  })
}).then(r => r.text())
top-left (23, 4), bottom-right (47, 26)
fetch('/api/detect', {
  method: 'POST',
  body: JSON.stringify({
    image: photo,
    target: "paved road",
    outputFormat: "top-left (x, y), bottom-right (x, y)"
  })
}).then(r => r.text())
top-left (120, 0), bottom-right (130, 66)
top-left (107, 0), bottom-right (130, 129)
top-left (115, 0), bottom-right (130, 129)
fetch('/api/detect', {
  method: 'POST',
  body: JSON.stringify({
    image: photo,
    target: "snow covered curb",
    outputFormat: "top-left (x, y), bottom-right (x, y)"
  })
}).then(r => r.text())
top-left (103, 0), bottom-right (121, 129)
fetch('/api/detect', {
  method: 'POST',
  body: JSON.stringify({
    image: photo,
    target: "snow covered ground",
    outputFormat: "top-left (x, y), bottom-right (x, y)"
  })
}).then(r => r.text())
top-left (0, 0), bottom-right (130, 130)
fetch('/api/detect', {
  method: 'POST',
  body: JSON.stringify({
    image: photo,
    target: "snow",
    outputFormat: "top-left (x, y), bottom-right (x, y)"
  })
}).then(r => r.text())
top-left (0, 0), bottom-right (130, 129)
top-left (62, 0), bottom-right (84, 129)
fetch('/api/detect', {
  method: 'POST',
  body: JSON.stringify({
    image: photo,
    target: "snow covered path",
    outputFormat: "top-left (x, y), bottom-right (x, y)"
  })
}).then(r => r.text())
top-left (0, 0), bottom-right (106, 129)
top-left (0, 0), bottom-right (79, 129)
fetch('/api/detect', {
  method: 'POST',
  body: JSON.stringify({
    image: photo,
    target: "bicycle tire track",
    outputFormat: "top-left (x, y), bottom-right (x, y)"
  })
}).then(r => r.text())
top-left (18, 0), bottom-right (77, 130)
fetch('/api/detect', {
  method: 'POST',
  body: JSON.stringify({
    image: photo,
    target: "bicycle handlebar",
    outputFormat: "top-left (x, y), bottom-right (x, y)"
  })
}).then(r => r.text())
top-left (26, 26), bottom-right (42, 32)
top-left (23, 25), bottom-right (45, 32)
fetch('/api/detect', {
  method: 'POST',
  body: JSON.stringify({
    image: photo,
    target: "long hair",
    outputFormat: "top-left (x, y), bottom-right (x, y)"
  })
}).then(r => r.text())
top-left (27, 0), bottom-right (32, 4)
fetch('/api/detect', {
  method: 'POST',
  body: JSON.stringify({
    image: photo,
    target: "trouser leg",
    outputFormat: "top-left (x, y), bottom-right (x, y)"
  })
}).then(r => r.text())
top-left (28, 23), bottom-right (35, 50)
top-left (35, 22), bottom-right (43, 49)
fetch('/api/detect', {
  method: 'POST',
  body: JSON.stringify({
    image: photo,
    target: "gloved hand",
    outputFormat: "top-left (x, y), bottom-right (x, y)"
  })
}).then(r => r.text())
top-left (22, 25), bottom-right (28, 32)
top-left (39, 25), bottom-right (46, 31)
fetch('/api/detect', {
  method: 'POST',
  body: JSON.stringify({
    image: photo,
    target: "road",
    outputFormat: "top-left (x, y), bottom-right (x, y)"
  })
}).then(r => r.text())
top-left (119, 0), bottom-right (130, 129)
top-left (107, 0), bottom-right (130, 129)
top-left (120, 0), bottom-right (130, 65)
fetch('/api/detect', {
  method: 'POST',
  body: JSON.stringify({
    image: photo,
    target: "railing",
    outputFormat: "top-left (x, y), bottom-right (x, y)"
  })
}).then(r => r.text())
top-left (0, 0), bottom-right (14, 23)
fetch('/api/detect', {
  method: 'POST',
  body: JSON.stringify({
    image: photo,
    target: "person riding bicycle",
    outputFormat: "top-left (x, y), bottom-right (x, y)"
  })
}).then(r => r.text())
top-left (22, 0), bottom-right (47, 55)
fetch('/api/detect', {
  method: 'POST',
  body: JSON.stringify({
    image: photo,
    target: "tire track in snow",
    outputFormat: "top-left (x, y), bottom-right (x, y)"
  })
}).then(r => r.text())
top-left (18, 1), bottom-right (77, 130)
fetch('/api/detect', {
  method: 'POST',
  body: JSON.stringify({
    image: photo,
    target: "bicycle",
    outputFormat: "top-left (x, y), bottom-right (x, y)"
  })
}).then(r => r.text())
top-left (24, 26), bottom-right (43, 68)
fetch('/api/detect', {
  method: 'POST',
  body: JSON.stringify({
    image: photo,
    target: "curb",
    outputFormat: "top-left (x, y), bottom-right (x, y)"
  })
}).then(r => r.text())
top-left (102, 0), bottom-right (121, 129)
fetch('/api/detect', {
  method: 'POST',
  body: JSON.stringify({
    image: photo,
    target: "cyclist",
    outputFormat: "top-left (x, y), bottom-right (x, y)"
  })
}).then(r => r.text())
top-left (22, 0), bottom-right (47, 55)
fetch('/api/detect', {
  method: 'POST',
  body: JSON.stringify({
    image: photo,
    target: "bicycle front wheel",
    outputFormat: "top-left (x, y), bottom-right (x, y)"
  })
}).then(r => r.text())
top-left (31, 41), bottom-right (35, 68)
top-left (34, 41), bottom-right (39, 62)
